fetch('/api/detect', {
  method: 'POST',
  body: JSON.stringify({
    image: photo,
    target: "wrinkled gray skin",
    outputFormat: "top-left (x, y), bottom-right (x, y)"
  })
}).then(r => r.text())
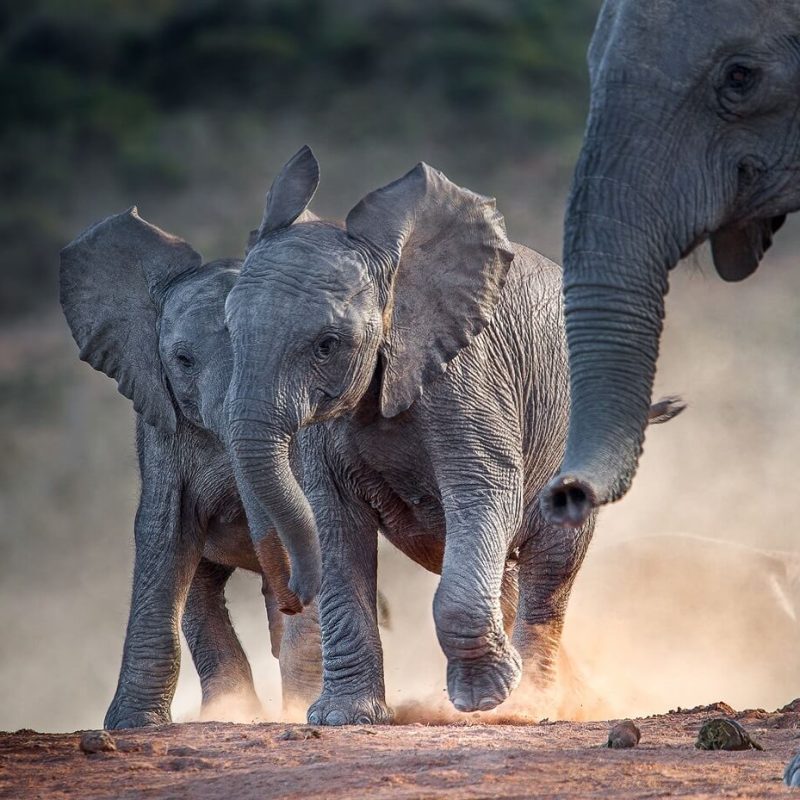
top-left (540, 0), bottom-right (800, 527)
top-left (225, 147), bottom-right (681, 724)
top-left (60, 210), bottom-right (321, 729)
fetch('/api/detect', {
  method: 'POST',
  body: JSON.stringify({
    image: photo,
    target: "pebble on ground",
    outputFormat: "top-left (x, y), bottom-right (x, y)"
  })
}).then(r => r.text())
top-left (607, 721), bottom-right (641, 749)
top-left (80, 730), bottom-right (117, 754)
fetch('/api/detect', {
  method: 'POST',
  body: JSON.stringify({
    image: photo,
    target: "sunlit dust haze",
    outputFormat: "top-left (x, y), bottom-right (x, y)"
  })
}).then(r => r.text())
top-left (3, 143), bottom-right (800, 732)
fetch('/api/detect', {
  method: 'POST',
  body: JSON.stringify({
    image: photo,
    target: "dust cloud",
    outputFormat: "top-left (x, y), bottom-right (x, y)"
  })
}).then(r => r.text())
top-left (2, 150), bottom-right (800, 732)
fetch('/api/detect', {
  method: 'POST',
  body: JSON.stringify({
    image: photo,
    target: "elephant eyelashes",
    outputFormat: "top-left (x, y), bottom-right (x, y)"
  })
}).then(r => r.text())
top-left (314, 334), bottom-right (340, 362)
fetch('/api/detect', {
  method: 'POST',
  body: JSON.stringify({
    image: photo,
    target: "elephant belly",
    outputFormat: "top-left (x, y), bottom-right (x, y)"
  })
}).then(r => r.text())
top-left (367, 483), bottom-right (445, 574)
top-left (203, 516), bottom-right (260, 572)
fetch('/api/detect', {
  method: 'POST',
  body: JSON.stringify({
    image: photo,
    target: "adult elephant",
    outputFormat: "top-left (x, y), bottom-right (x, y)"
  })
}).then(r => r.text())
top-left (540, 0), bottom-right (800, 526)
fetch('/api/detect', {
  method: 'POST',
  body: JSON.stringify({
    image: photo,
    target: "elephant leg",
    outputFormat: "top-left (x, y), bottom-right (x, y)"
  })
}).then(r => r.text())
top-left (105, 476), bottom-right (202, 730)
top-left (512, 506), bottom-right (595, 694)
top-left (260, 572), bottom-right (322, 715)
top-left (433, 486), bottom-right (524, 714)
top-left (182, 559), bottom-right (262, 720)
top-left (305, 476), bottom-right (388, 726)
top-left (280, 602), bottom-right (323, 716)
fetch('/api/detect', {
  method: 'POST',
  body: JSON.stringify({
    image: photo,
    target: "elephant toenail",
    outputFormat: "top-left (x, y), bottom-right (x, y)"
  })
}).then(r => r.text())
top-left (325, 710), bottom-right (348, 726)
top-left (356, 715), bottom-right (372, 724)
top-left (452, 696), bottom-right (471, 712)
top-left (478, 697), bottom-right (499, 711)
top-left (307, 711), bottom-right (321, 725)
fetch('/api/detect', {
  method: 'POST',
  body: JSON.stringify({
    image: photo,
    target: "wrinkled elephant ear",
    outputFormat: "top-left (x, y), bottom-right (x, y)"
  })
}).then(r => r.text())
top-left (710, 215), bottom-right (786, 282)
top-left (255, 146), bottom-right (320, 241)
top-left (60, 207), bottom-right (202, 433)
top-left (346, 163), bottom-right (515, 417)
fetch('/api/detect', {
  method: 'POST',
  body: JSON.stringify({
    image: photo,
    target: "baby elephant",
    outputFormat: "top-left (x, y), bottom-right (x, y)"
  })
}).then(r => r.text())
top-left (224, 147), bottom-right (684, 724)
top-left (60, 209), bottom-right (321, 729)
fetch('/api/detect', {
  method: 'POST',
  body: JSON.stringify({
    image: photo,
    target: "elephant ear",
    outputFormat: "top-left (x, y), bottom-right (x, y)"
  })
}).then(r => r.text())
top-left (346, 163), bottom-right (515, 417)
top-left (256, 145), bottom-right (320, 241)
top-left (710, 215), bottom-right (786, 282)
top-left (60, 207), bottom-right (202, 433)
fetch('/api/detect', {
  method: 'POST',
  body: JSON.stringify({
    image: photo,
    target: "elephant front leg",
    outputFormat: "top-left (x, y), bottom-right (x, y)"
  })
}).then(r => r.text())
top-left (305, 486), bottom-right (390, 726)
top-left (511, 512), bottom-right (594, 696)
top-left (261, 574), bottom-right (323, 716)
top-left (105, 479), bottom-right (201, 730)
top-left (279, 602), bottom-right (323, 716)
top-left (182, 559), bottom-right (262, 721)
top-left (434, 489), bottom-right (523, 713)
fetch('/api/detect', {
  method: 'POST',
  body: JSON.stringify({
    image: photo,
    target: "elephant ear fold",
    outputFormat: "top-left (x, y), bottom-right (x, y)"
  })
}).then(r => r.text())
top-left (60, 207), bottom-right (202, 433)
top-left (710, 215), bottom-right (786, 282)
top-left (346, 163), bottom-right (515, 418)
top-left (256, 146), bottom-right (320, 241)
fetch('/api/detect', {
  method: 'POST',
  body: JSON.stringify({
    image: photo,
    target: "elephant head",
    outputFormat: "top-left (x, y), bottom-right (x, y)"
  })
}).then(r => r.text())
top-left (540, 0), bottom-right (800, 527)
top-left (224, 146), bottom-right (514, 604)
top-left (60, 207), bottom-right (238, 439)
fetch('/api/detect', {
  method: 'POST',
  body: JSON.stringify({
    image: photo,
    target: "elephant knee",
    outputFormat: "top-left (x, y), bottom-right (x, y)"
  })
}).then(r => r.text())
top-left (433, 585), bottom-right (504, 660)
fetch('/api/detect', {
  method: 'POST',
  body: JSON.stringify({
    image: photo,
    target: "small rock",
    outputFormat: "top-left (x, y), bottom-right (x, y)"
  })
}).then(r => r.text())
top-left (670, 701), bottom-right (736, 716)
top-left (168, 745), bottom-right (201, 757)
top-left (80, 730), bottom-right (117, 754)
top-left (607, 721), bottom-right (641, 749)
top-left (278, 726), bottom-right (322, 741)
top-left (695, 718), bottom-right (763, 751)
top-left (785, 752), bottom-right (800, 787)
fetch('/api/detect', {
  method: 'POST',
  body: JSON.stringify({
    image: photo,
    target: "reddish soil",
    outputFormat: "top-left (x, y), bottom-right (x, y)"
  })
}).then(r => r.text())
top-left (3, 703), bottom-right (800, 799)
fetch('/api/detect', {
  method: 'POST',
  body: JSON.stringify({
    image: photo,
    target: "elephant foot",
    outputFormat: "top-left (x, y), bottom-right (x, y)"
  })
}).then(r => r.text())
top-left (104, 707), bottom-right (171, 730)
top-left (307, 691), bottom-right (393, 726)
top-left (447, 644), bottom-right (522, 713)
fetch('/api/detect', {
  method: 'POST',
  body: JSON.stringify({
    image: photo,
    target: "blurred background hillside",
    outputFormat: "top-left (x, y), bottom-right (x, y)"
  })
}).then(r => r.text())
top-left (4, 0), bottom-right (800, 733)
top-left (1, 0), bottom-right (597, 316)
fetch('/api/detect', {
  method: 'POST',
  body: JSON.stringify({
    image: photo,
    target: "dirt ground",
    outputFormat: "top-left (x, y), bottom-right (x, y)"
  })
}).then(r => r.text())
top-left (3, 702), bottom-right (800, 799)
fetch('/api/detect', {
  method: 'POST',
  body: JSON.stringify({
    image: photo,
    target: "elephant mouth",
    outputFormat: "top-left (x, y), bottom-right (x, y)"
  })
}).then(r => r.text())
top-left (540, 475), bottom-right (597, 529)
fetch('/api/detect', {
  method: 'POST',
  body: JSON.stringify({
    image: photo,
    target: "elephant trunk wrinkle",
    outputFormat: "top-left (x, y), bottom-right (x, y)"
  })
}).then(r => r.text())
top-left (227, 401), bottom-right (322, 606)
top-left (541, 152), bottom-right (678, 524)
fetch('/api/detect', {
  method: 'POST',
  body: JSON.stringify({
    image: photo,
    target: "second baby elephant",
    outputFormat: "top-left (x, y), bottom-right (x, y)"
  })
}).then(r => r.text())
top-left (60, 208), bottom-right (322, 729)
top-left (225, 147), bottom-right (683, 724)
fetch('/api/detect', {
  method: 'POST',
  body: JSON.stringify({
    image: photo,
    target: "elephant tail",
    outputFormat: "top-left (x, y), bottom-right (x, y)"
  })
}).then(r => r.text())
top-left (647, 395), bottom-right (687, 425)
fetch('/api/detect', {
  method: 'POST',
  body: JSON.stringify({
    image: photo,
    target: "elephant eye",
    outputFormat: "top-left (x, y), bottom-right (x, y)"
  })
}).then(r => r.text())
top-left (314, 334), bottom-right (340, 362)
top-left (724, 63), bottom-right (756, 93)
top-left (175, 350), bottom-right (195, 370)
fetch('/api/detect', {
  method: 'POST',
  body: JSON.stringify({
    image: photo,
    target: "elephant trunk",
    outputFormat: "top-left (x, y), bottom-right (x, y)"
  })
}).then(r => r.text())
top-left (541, 126), bottom-right (689, 527)
top-left (228, 397), bottom-right (321, 605)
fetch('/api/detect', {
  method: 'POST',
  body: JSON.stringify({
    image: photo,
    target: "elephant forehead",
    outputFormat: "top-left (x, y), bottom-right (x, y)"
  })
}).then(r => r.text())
top-left (245, 226), bottom-right (370, 292)
top-left (161, 268), bottom-right (234, 336)
top-left (596, 0), bottom-right (797, 78)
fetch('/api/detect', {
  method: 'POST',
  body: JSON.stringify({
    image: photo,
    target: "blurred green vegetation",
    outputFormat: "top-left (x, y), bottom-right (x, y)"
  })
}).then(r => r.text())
top-left (0, 0), bottom-right (599, 317)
